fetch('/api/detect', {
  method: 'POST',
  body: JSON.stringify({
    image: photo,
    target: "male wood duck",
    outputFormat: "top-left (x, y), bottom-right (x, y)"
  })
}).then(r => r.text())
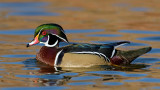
top-left (27, 23), bottom-right (151, 67)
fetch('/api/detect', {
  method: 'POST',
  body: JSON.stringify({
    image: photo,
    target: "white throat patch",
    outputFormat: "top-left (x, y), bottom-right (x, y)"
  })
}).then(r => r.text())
top-left (40, 35), bottom-right (59, 47)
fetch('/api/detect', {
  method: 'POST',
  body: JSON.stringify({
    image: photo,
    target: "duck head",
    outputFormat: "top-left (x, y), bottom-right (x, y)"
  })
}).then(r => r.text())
top-left (27, 23), bottom-right (68, 47)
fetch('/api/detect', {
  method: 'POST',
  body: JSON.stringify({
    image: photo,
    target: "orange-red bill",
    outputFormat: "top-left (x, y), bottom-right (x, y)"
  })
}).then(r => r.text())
top-left (27, 35), bottom-right (40, 47)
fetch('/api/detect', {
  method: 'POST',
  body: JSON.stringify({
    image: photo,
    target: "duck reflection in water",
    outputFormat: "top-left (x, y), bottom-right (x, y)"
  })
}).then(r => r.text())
top-left (23, 58), bottom-right (148, 86)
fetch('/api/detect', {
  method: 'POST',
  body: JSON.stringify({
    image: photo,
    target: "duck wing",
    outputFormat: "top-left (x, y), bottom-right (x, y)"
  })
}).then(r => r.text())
top-left (61, 41), bottom-right (130, 62)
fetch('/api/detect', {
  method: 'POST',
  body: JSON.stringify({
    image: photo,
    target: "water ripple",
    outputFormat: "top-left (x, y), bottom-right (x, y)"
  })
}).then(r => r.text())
top-left (68, 82), bottom-right (95, 86)
top-left (1, 86), bottom-right (69, 90)
top-left (1, 54), bottom-right (35, 58)
top-left (138, 36), bottom-right (160, 42)
top-left (87, 34), bottom-right (122, 37)
top-left (148, 48), bottom-right (160, 54)
top-left (0, 2), bottom-right (48, 8)
top-left (124, 78), bottom-right (160, 83)
top-left (152, 87), bottom-right (160, 89)
top-left (103, 82), bottom-right (123, 86)
top-left (71, 76), bottom-right (102, 81)
top-left (0, 61), bottom-right (23, 65)
top-left (130, 7), bottom-right (151, 12)
top-left (9, 11), bottom-right (60, 16)
top-left (0, 2), bottom-right (61, 17)
top-left (16, 74), bottom-right (63, 79)
top-left (22, 67), bottom-right (40, 70)
top-left (120, 30), bottom-right (160, 34)
top-left (61, 72), bottom-right (78, 76)
top-left (0, 29), bottom-right (104, 35)
top-left (66, 29), bottom-right (104, 33)
top-left (86, 71), bottom-right (147, 77)
top-left (133, 57), bottom-right (160, 64)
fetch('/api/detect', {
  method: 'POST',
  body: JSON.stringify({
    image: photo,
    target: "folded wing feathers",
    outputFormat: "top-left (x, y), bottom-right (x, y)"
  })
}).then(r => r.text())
top-left (69, 41), bottom-right (130, 63)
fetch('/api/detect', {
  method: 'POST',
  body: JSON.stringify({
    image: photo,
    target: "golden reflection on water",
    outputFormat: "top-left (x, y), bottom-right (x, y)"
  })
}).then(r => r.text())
top-left (0, 0), bottom-right (160, 89)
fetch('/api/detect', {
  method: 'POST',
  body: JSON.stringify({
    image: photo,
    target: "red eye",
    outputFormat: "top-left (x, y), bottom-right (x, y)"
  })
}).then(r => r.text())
top-left (42, 31), bottom-right (47, 35)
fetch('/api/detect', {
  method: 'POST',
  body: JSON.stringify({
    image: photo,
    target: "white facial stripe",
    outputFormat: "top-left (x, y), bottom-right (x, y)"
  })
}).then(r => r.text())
top-left (37, 27), bottom-right (45, 36)
top-left (54, 49), bottom-right (63, 66)
top-left (39, 28), bottom-right (44, 34)
top-left (51, 34), bottom-right (68, 42)
top-left (71, 51), bottom-right (110, 62)
top-left (110, 48), bottom-right (115, 58)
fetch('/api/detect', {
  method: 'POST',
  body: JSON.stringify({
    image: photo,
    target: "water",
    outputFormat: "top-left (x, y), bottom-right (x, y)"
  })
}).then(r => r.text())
top-left (138, 36), bottom-right (160, 42)
top-left (0, 0), bottom-right (160, 90)
top-left (0, 29), bottom-right (104, 35)
top-left (0, 2), bottom-right (60, 17)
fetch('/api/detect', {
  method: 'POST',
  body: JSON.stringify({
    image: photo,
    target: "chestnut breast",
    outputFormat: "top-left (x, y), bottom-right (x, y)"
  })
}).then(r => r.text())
top-left (36, 46), bottom-right (59, 66)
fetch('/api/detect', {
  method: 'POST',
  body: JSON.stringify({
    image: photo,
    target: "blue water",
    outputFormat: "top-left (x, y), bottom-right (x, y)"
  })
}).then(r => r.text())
top-left (103, 82), bottom-right (123, 86)
top-left (0, 2), bottom-right (60, 16)
top-left (71, 76), bottom-right (102, 81)
top-left (86, 71), bottom-right (147, 77)
top-left (124, 78), bottom-right (160, 83)
top-left (9, 11), bottom-right (60, 16)
top-left (1, 54), bottom-right (35, 58)
top-left (0, 2), bottom-right (48, 8)
top-left (130, 7), bottom-right (151, 12)
top-left (2, 86), bottom-right (69, 90)
top-left (22, 67), bottom-right (40, 70)
top-left (148, 48), bottom-right (160, 53)
top-left (138, 36), bottom-right (160, 42)
top-left (120, 29), bottom-right (160, 34)
top-left (0, 29), bottom-right (104, 35)
top-left (16, 74), bottom-right (63, 79)
top-left (87, 34), bottom-right (122, 37)
top-left (68, 82), bottom-right (95, 86)
top-left (133, 58), bottom-right (160, 64)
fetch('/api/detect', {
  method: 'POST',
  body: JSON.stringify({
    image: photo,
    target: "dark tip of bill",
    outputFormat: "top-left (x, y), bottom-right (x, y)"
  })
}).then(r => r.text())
top-left (26, 44), bottom-right (30, 47)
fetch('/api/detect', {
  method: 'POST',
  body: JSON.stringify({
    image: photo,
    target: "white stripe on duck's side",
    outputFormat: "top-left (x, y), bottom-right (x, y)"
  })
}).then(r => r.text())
top-left (54, 49), bottom-right (63, 66)
top-left (110, 49), bottom-right (115, 58)
top-left (71, 51), bottom-right (110, 62)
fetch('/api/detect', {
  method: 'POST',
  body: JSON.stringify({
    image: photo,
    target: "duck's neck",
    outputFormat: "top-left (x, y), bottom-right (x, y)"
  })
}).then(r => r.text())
top-left (36, 46), bottom-right (60, 66)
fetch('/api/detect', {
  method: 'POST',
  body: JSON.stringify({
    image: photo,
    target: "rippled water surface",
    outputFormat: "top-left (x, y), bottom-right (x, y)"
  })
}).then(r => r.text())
top-left (0, 0), bottom-right (160, 90)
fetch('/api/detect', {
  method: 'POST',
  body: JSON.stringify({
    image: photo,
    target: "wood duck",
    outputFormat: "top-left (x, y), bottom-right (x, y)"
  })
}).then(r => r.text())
top-left (27, 23), bottom-right (151, 67)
